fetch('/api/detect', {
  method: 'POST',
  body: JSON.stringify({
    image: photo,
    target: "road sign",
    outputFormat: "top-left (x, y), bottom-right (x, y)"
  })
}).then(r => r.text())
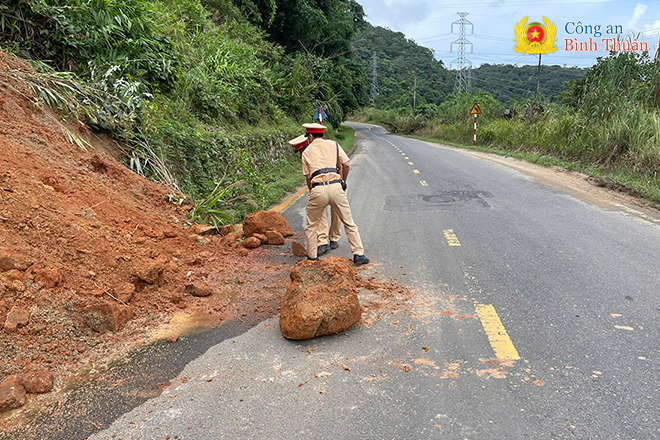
top-left (313, 106), bottom-right (327, 123)
top-left (471, 102), bottom-right (482, 146)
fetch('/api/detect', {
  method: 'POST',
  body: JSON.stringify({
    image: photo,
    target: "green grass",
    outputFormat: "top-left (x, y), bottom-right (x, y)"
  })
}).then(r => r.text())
top-left (262, 156), bottom-right (306, 206)
top-left (330, 125), bottom-right (356, 154)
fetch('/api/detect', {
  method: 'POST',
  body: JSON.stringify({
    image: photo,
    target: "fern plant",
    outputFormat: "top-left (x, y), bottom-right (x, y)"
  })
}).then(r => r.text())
top-left (189, 180), bottom-right (246, 227)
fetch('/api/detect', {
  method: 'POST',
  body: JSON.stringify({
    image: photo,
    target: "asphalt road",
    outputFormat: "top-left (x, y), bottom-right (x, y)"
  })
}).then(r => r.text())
top-left (89, 123), bottom-right (660, 439)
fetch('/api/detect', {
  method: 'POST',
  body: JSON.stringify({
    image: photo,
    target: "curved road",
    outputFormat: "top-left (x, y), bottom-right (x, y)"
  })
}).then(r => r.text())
top-left (90, 122), bottom-right (660, 439)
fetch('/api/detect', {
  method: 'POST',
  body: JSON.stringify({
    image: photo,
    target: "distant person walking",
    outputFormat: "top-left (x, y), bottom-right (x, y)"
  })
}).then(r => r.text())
top-left (288, 135), bottom-right (341, 255)
top-left (300, 123), bottom-right (369, 265)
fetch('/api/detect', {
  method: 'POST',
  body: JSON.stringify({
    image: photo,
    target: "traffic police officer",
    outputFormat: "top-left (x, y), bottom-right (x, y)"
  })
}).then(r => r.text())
top-left (300, 123), bottom-right (369, 265)
top-left (288, 135), bottom-right (341, 254)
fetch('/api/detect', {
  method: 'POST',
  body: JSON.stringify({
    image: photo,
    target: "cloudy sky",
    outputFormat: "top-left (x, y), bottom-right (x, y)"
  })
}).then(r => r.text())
top-left (358, 0), bottom-right (660, 68)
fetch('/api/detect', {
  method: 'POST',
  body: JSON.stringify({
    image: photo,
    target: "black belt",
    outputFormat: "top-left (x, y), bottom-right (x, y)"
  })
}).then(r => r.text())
top-left (311, 179), bottom-right (341, 189)
top-left (311, 167), bottom-right (339, 179)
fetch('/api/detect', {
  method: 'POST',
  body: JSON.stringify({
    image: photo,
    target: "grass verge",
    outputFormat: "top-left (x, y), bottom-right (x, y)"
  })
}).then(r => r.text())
top-left (331, 125), bottom-right (356, 154)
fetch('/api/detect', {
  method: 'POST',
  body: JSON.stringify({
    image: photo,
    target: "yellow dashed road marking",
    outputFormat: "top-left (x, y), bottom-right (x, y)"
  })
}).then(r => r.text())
top-left (420, 180), bottom-right (428, 186)
top-left (475, 304), bottom-right (520, 360)
top-left (443, 229), bottom-right (461, 246)
top-left (408, 162), bottom-right (414, 165)
top-left (413, 169), bottom-right (420, 174)
top-left (405, 156), bottom-right (409, 159)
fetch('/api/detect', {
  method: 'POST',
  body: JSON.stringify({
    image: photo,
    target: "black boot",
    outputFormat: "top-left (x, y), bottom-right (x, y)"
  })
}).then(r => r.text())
top-left (353, 254), bottom-right (370, 265)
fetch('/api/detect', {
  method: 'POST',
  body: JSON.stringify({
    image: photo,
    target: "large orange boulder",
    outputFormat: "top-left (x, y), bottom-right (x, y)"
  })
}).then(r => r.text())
top-left (243, 211), bottom-right (293, 238)
top-left (279, 257), bottom-right (362, 340)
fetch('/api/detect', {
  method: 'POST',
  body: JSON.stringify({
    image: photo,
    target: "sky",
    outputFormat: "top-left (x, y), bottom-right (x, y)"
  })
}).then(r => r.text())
top-left (357, 0), bottom-right (660, 69)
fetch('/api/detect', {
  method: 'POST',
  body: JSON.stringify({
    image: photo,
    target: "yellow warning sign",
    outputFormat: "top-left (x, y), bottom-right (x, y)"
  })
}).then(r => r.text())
top-left (470, 103), bottom-right (482, 114)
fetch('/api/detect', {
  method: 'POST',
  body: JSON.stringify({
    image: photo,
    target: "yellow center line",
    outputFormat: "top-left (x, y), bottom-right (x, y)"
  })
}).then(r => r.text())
top-left (404, 156), bottom-right (409, 159)
top-left (443, 229), bottom-right (461, 246)
top-left (420, 180), bottom-right (428, 186)
top-left (408, 162), bottom-right (414, 165)
top-left (413, 169), bottom-right (420, 174)
top-left (475, 304), bottom-right (520, 360)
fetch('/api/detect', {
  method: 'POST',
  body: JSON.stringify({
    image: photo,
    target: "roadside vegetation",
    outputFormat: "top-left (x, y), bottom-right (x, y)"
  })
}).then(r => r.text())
top-left (3, 0), bottom-right (657, 214)
top-left (0, 0), bottom-right (366, 223)
top-left (351, 52), bottom-right (660, 207)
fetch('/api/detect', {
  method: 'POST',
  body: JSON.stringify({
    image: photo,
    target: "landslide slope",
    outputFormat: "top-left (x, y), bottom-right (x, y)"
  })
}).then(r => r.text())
top-left (0, 50), bottom-right (291, 430)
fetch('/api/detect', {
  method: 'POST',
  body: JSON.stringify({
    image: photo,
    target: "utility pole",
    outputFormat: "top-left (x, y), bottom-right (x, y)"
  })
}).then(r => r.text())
top-left (450, 12), bottom-right (474, 94)
top-left (655, 36), bottom-right (660, 107)
top-left (413, 75), bottom-right (417, 112)
top-left (534, 53), bottom-right (542, 102)
top-left (370, 51), bottom-right (379, 103)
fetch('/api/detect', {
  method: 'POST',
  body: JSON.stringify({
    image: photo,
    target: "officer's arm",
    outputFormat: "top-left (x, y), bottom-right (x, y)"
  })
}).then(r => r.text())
top-left (340, 162), bottom-right (349, 181)
top-left (306, 175), bottom-right (312, 190)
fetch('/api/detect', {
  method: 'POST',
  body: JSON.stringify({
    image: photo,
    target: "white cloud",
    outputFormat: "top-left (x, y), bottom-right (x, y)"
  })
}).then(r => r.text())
top-left (642, 19), bottom-right (660, 37)
top-left (362, 0), bottom-right (432, 28)
top-left (628, 3), bottom-right (647, 31)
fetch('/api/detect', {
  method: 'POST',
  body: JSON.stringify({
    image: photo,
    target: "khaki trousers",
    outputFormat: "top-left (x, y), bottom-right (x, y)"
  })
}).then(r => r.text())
top-left (317, 206), bottom-right (341, 245)
top-left (306, 183), bottom-right (364, 259)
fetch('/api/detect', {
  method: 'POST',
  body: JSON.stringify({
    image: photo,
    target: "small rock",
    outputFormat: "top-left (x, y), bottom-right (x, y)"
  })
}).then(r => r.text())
top-left (243, 211), bottom-right (293, 237)
top-left (113, 282), bottom-right (135, 303)
top-left (21, 367), bottom-right (54, 394)
top-left (0, 375), bottom-right (26, 413)
top-left (164, 261), bottom-right (178, 272)
top-left (265, 230), bottom-right (285, 245)
top-left (216, 225), bottom-right (236, 236)
top-left (4, 306), bottom-right (30, 333)
top-left (83, 301), bottom-right (134, 333)
top-left (189, 225), bottom-right (218, 236)
top-left (163, 229), bottom-right (178, 238)
top-left (242, 237), bottom-right (261, 249)
top-left (170, 293), bottom-right (183, 304)
top-left (167, 333), bottom-right (179, 343)
top-left (3, 269), bottom-right (24, 282)
top-left (143, 228), bottom-right (164, 239)
top-left (184, 282), bottom-right (213, 298)
top-left (6, 280), bottom-right (25, 292)
top-left (0, 249), bottom-right (32, 271)
top-left (220, 232), bottom-right (242, 248)
top-left (291, 241), bottom-right (307, 257)
top-left (134, 255), bottom-right (168, 285)
top-left (253, 233), bottom-right (268, 244)
top-left (34, 268), bottom-right (62, 288)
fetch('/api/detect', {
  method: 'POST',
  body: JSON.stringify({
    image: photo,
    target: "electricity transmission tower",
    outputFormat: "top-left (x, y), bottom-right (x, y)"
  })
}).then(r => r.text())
top-left (450, 12), bottom-right (474, 94)
top-left (370, 51), bottom-right (379, 103)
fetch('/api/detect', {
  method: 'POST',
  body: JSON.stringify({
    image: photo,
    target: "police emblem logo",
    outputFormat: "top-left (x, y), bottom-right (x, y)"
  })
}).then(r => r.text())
top-left (514, 16), bottom-right (557, 54)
